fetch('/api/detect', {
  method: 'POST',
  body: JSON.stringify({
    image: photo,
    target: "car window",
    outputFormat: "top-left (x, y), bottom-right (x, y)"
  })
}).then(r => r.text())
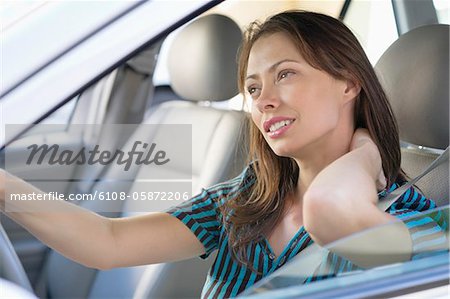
top-left (433, 0), bottom-right (449, 24)
top-left (1, 1), bottom-right (212, 147)
top-left (0, 1), bottom-right (46, 29)
top-left (241, 205), bottom-right (449, 298)
top-left (343, 0), bottom-right (398, 65)
top-left (19, 96), bottom-right (79, 137)
top-left (152, 0), bottom-right (345, 113)
top-left (39, 97), bottom-right (77, 125)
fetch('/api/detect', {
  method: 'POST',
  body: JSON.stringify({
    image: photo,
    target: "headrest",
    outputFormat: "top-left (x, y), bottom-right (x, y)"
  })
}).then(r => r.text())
top-left (375, 24), bottom-right (449, 150)
top-left (168, 14), bottom-right (242, 102)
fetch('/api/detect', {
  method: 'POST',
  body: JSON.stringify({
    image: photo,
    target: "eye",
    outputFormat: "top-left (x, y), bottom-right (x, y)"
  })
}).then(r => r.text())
top-left (277, 70), bottom-right (294, 81)
top-left (246, 85), bottom-right (261, 98)
top-left (247, 86), bottom-right (256, 94)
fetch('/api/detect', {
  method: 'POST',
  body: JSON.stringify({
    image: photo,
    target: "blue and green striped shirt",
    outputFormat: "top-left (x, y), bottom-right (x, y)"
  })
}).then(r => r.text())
top-left (166, 165), bottom-right (448, 298)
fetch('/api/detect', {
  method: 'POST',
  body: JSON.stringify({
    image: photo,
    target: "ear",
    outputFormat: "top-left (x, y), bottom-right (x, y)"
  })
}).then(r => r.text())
top-left (343, 77), bottom-right (361, 103)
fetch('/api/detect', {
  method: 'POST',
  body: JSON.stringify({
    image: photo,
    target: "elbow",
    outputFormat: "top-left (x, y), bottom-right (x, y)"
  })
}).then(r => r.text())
top-left (84, 257), bottom-right (114, 271)
top-left (95, 264), bottom-right (114, 271)
top-left (94, 261), bottom-right (114, 271)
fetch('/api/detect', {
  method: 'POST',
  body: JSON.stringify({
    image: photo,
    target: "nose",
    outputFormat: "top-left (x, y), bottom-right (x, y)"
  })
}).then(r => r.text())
top-left (256, 83), bottom-right (280, 112)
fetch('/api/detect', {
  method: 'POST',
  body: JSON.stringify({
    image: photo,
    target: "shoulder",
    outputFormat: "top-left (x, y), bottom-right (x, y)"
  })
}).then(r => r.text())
top-left (203, 163), bottom-right (257, 205)
top-left (168, 164), bottom-right (256, 216)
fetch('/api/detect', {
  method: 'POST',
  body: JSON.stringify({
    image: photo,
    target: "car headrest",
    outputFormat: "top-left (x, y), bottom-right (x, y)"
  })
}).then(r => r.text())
top-left (375, 24), bottom-right (449, 150)
top-left (168, 14), bottom-right (242, 102)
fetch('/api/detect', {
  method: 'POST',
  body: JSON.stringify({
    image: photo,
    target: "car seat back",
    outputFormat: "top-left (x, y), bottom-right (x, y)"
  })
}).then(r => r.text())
top-left (89, 14), bottom-right (245, 299)
top-left (375, 24), bottom-right (449, 206)
top-left (44, 14), bottom-right (246, 299)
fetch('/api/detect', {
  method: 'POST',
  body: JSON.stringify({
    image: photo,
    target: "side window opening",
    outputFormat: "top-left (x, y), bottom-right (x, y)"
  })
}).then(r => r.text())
top-left (17, 96), bottom-right (79, 137)
top-left (433, 0), bottom-right (449, 24)
top-left (39, 96), bottom-right (78, 125)
top-left (343, 0), bottom-right (398, 65)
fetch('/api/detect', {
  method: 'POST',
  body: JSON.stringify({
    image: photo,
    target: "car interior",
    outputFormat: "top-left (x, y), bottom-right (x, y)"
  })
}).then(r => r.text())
top-left (375, 24), bottom-right (449, 208)
top-left (1, 0), bottom-right (449, 298)
top-left (41, 14), bottom-right (247, 299)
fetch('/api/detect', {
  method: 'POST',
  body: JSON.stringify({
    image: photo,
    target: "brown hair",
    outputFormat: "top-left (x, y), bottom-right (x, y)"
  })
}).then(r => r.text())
top-left (221, 10), bottom-right (404, 270)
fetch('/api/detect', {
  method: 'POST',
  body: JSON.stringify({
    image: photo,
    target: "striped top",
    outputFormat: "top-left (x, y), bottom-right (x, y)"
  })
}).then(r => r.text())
top-left (166, 165), bottom-right (448, 298)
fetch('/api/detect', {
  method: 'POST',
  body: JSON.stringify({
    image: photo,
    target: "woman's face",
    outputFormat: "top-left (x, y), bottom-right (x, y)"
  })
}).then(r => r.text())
top-left (246, 32), bottom-right (357, 159)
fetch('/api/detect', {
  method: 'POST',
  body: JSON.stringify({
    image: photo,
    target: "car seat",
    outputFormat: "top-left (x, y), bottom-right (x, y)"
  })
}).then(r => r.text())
top-left (40, 14), bottom-right (246, 299)
top-left (375, 24), bottom-right (449, 206)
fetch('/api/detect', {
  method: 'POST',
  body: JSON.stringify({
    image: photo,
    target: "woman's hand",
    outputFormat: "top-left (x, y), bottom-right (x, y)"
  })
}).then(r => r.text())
top-left (350, 128), bottom-right (386, 191)
top-left (304, 129), bottom-right (412, 267)
top-left (303, 128), bottom-right (394, 246)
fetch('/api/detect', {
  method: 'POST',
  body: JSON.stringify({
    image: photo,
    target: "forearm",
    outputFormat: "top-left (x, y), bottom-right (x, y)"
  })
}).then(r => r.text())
top-left (303, 142), bottom-right (394, 245)
top-left (2, 174), bottom-right (115, 269)
top-left (2, 172), bottom-right (206, 269)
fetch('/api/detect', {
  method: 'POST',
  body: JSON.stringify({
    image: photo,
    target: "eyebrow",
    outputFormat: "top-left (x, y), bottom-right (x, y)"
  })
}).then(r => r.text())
top-left (245, 59), bottom-right (300, 81)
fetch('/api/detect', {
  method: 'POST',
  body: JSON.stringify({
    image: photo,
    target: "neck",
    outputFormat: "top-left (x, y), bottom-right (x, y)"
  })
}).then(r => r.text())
top-left (293, 106), bottom-right (355, 199)
top-left (295, 141), bottom-right (350, 195)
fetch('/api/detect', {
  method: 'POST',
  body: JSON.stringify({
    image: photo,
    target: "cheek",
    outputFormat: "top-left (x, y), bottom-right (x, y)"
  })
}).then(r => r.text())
top-left (307, 99), bottom-right (341, 132)
top-left (250, 110), bottom-right (263, 132)
top-left (319, 110), bottom-right (340, 131)
top-left (298, 90), bottom-right (342, 130)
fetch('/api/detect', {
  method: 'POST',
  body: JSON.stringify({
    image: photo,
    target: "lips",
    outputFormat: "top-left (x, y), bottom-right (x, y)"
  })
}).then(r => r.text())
top-left (263, 116), bottom-right (296, 133)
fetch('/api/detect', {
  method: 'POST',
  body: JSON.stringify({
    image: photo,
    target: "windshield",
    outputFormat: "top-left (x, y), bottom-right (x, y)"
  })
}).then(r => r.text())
top-left (1, 1), bottom-right (137, 96)
top-left (0, 0), bottom-right (213, 147)
top-left (240, 205), bottom-right (449, 298)
top-left (0, 1), bottom-right (47, 29)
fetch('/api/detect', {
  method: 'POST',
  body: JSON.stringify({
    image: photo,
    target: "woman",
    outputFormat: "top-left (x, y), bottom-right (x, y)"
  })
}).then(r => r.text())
top-left (1, 10), bottom-right (447, 299)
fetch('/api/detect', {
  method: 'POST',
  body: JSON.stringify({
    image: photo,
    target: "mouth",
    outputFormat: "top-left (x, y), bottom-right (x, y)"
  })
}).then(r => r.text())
top-left (263, 117), bottom-right (296, 132)
top-left (263, 117), bottom-right (296, 138)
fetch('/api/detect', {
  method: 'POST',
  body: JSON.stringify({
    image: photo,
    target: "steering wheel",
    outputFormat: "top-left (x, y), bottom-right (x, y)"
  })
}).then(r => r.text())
top-left (0, 222), bottom-right (34, 292)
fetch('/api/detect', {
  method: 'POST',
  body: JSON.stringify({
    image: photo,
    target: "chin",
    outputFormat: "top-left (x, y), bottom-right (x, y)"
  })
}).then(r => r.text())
top-left (269, 144), bottom-right (300, 158)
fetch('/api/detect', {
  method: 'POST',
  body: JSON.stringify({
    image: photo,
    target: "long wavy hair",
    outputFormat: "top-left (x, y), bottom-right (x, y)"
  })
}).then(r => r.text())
top-left (221, 11), bottom-right (404, 270)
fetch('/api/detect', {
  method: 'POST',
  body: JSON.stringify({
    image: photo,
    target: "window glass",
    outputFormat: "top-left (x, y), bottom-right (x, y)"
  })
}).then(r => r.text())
top-left (1, 95), bottom-right (78, 146)
top-left (242, 205), bottom-right (449, 297)
top-left (0, 1), bottom-right (47, 29)
top-left (18, 96), bottom-right (78, 137)
top-left (433, 0), bottom-right (449, 24)
top-left (343, 0), bottom-right (398, 65)
top-left (39, 96), bottom-right (78, 125)
top-left (153, 0), bottom-right (345, 112)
